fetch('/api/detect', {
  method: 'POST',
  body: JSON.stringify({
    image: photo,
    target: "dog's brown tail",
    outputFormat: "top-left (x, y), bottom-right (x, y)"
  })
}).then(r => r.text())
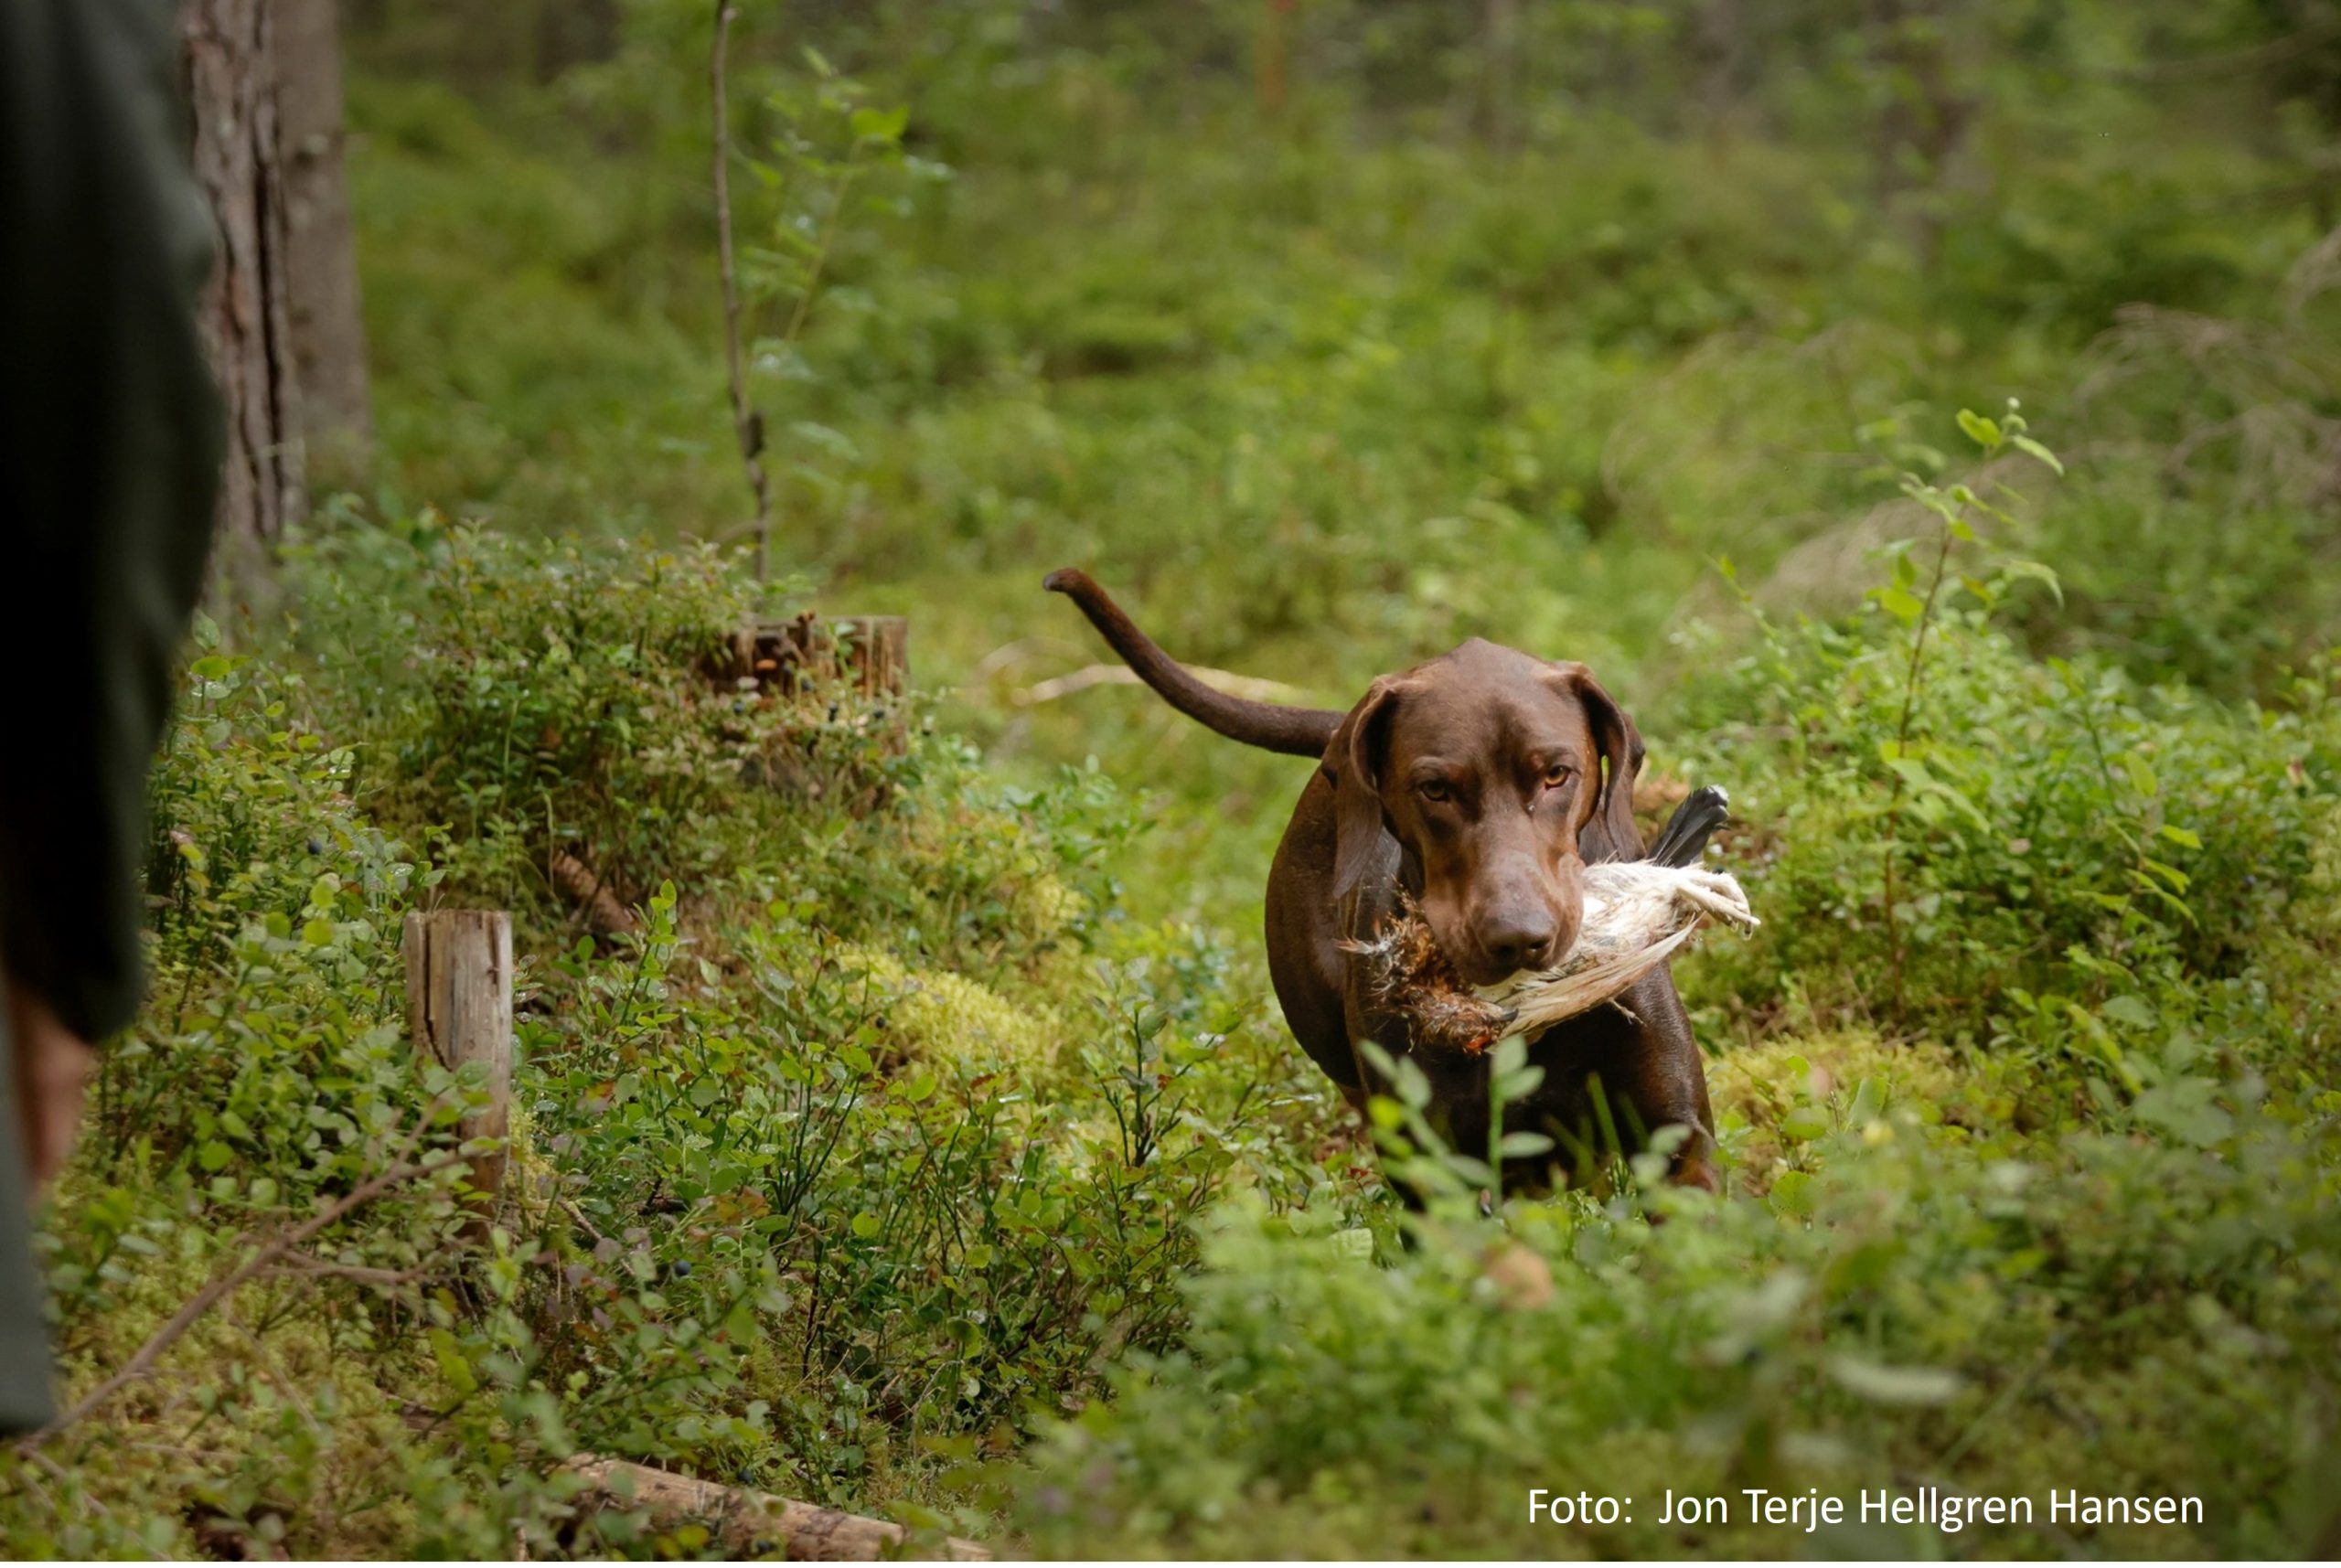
top-left (1043, 568), bottom-right (1344, 758)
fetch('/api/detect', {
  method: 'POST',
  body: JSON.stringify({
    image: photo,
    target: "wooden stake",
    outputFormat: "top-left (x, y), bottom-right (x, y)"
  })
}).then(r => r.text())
top-left (561, 1455), bottom-right (989, 1561)
top-left (402, 910), bottom-right (513, 1208)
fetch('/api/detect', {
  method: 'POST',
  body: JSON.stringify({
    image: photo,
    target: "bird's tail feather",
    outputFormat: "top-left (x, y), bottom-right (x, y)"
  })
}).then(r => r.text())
top-left (1647, 784), bottom-right (1731, 869)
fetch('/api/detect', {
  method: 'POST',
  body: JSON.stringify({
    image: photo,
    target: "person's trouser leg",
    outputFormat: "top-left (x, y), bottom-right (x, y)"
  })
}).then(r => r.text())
top-left (0, 980), bottom-right (59, 1434)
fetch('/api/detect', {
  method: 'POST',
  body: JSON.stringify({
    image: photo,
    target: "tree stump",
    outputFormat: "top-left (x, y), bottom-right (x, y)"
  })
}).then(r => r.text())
top-left (401, 911), bottom-right (513, 1211)
top-left (727, 613), bottom-right (908, 707)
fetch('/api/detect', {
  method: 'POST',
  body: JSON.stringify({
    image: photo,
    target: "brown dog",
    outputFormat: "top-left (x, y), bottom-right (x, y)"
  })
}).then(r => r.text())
top-left (1044, 569), bottom-right (1719, 1193)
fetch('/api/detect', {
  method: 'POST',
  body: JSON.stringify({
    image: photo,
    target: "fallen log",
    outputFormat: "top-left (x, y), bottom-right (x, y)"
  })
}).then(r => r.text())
top-left (548, 848), bottom-right (639, 938)
top-left (560, 1454), bottom-right (989, 1562)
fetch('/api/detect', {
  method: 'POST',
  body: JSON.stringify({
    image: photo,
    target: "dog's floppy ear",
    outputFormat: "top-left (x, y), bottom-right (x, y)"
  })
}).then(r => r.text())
top-left (1325, 677), bottom-right (1405, 900)
top-left (1545, 661), bottom-right (1643, 864)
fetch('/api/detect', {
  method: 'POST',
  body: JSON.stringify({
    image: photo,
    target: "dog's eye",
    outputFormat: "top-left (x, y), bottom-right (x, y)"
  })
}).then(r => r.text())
top-left (1541, 763), bottom-right (1573, 789)
top-left (1417, 780), bottom-right (1451, 803)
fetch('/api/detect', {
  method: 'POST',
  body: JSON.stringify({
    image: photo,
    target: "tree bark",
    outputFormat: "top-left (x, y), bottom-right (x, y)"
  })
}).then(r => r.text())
top-left (402, 911), bottom-right (514, 1215)
top-left (275, 0), bottom-right (372, 475)
top-left (181, 0), bottom-right (305, 569)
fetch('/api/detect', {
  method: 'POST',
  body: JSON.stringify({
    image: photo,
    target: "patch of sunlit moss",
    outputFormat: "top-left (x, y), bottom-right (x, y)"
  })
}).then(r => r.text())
top-left (834, 944), bottom-right (1067, 1077)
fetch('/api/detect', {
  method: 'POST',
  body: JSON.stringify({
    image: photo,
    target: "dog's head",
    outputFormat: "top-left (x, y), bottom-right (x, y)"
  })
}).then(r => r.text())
top-left (1325, 639), bottom-right (1642, 988)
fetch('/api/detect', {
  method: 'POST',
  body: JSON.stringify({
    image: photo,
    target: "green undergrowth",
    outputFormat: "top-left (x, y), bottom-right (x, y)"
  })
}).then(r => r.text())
top-left (342, 7), bottom-right (2341, 926)
top-left (1003, 418), bottom-right (2341, 1558)
top-left (1015, 597), bottom-right (2341, 1559)
top-left (8, 3), bottom-right (2341, 1555)
top-left (0, 523), bottom-right (1358, 1555)
top-left (5, 507), bottom-right (2336, 1558)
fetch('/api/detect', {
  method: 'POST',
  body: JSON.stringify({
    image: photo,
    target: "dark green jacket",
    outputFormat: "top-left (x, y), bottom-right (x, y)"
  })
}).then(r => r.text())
top-left (0, 0), bottom-right (223, 1433)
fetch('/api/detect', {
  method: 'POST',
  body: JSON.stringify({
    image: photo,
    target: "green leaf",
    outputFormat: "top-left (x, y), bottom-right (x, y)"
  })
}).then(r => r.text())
top-left (198, 1139), bottom-right (233, 1172)
top-left (2157, 823), bottom-right (2202, 849)
top-left (1955, 409), bottom-right (2002, 450)
top-left (1768, 1170), bottom-right (1815, 1217)
top-left (1875, 585), bottom-right (1925, 623)
top-left (1997, 558), bottom-right (2064, 605)
top-left (429, 1328), bottom-right (478, 1397)
top-left (1780, 1105), bottom-right (1833, 1142)
top-left (2008, 432), bottom-right (2064, 474)
top-left (850, 104), bottom-right (908, 144)
top-left (1847, 1077), bottom-right (1886, 1125)
top-left (2100, 995), bottom-right (2156, 1030)
top-left (2130, 1081), bottom-right (2233, 1147)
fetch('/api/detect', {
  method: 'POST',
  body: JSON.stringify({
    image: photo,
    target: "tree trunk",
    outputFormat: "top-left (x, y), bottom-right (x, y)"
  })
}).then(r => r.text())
top-left (1480, 0), bottom-right (1522, 153)
top-left (181, 0), bottom-right (305, 573)
top-left (1698, 0), bottom-right (1746, 130)
top-left (276, 0), bottom-right (372, 477)
top-left (1256, 0), bottom-right (1295, 120)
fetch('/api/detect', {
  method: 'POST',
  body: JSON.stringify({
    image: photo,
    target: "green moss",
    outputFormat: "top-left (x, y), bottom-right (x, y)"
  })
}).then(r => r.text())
top-left (835, 943), bottom-right (1068, 1078)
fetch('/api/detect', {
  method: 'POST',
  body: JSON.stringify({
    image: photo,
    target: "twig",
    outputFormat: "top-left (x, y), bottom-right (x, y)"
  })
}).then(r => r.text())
top-left (557, 1193), bottom-right (611, 1246)
top-left (19, 1149), bottom-right (468, 1449)
top-left (778, 155), bottom-right (861, 350)
top-left (711, 0), bottom-right (773, 582)
top-left (1879, 513), bottom-right (1959, 1029)
top-left (277, 1253), bottom-right (430, 1289)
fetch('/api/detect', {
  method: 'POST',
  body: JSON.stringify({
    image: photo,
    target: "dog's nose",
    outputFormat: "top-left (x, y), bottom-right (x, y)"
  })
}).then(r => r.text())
top-left (1481, 912), bottom-right (1559, 975)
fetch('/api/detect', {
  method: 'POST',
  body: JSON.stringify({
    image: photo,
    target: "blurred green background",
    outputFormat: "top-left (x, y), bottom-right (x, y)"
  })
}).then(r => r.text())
top-left (340, 0), bottom-right (2341, 935)
top-left (339, 3), bottom-right (2341, 945)
top-left (13, 7), bottom-right (2341, 1555)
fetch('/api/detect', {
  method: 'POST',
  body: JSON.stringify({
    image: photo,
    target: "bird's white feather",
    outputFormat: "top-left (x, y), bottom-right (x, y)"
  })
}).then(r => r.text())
top-left (1475, 861), bottom-right (1758, 1038)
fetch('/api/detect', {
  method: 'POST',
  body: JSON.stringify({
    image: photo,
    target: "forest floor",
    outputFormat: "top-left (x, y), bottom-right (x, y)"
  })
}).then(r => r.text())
top-left (5, 16), bottom-right (2341, 1559)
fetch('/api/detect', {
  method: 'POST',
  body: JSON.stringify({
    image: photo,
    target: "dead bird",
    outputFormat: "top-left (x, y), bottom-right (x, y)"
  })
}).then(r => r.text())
top-left (1344, 789), bottom-right (1757, 1055)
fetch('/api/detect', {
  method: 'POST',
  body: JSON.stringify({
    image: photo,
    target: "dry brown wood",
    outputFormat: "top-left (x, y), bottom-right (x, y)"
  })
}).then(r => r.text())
top-left (547, 848), bottom-right (641, 937)
top-left (402, 911), bottom-right (514, 1208)
top-left (727, 613), bottom-right (910, 701)
top-left (561, 1454), bottom-right (989, 1561)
